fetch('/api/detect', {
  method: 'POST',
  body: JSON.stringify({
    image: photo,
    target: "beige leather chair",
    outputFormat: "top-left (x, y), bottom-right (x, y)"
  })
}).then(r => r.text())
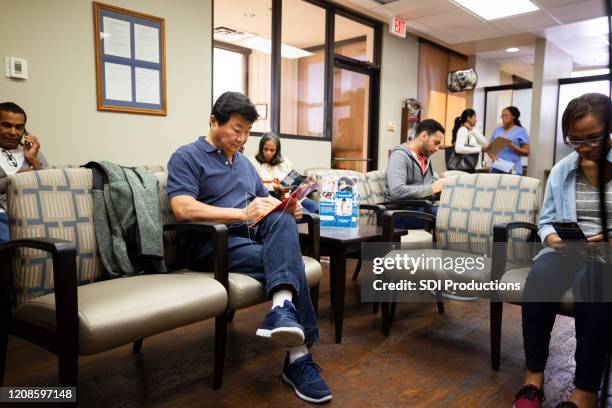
top-left (155, 172), bottom-right (323, 323)
top-left (0, 168), bottom-right (229, 389)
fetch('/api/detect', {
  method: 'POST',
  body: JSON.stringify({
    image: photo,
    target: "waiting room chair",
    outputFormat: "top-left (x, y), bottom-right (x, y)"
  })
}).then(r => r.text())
top-left (0, 168), bottom-right (228, 389)
top-left (380, 173), bottom-right (542, 369)
top-left (155, 173), bottom-right (323, 325)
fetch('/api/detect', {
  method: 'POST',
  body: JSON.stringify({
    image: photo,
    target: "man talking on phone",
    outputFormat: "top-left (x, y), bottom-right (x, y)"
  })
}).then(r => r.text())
top-left (0, 102), bottom-right (48, 242)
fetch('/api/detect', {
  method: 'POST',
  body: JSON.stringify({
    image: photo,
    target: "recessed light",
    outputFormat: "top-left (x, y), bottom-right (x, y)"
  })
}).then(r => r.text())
top-left (506, 47), bottom-right (520, 53)
top-left (453, 0), bottom-right (539, 20)
top-left (243, 12), bottom-right (255, 18)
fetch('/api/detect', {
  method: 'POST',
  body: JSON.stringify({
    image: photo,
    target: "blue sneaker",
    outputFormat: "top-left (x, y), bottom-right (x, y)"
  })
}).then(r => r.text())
top-left (256, 300), bottom-right (305, 346)
top-left (282, 353), bottom-right (332, 404)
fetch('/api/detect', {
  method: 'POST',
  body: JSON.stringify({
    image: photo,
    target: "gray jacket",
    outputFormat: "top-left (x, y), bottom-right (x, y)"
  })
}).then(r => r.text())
top-left (0, 151), bottom-right (48, 211)
top-left (89, 161), bottom-right (166, 277)
top-left (384, 144), bottom-right (434, 201)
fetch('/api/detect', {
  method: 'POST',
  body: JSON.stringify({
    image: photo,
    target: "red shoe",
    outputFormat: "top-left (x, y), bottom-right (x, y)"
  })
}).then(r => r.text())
top-left (513, 384), bottom-right (544, 408)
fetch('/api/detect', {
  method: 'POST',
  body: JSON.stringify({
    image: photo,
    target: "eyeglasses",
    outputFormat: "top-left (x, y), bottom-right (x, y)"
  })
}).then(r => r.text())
top-left (564, 134), bottom-right (609, 149)
top-left (1, 149), bottom-right (17, 167)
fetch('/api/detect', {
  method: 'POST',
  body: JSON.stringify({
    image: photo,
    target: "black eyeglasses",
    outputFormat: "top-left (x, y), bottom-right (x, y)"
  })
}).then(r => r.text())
top-left (1, 149), bottom-right (17, 167)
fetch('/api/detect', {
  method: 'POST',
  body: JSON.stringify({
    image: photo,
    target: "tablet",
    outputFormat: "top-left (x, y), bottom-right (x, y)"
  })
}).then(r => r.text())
top-left (552, 221), bottom-right (587, 242)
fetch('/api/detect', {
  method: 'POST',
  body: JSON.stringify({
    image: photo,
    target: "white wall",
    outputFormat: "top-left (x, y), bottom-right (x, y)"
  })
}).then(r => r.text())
top-left (377, 28), bottom-right (419, 171)
top-left (0, 0), bottom-right (212, 167)
top-left (529, 39), bottom-right (573, 182)
top-left (469, 56), bottom-right (502, 135)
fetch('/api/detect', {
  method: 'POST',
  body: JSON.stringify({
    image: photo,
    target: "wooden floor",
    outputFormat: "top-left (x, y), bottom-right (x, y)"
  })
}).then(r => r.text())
top-left (4, 259), bottom-right (572, 407)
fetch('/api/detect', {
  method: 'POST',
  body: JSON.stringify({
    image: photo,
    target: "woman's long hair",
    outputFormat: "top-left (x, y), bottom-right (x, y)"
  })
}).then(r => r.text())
top-left (504, 106), bottom-right (523, 127)
top-left (255, 132), bottom-right (283, 166)
top-left (451, 108), bottom-right (476, 145)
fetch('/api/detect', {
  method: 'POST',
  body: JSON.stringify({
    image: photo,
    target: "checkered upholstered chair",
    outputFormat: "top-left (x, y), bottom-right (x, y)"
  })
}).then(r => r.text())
top-left (0, 168), bottom-right (229, 389)
top-left (380, 173), bottom-right (542, 369)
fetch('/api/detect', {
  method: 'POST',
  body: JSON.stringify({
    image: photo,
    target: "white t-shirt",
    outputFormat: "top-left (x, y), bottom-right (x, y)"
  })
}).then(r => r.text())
top-left (249, 156), bottom-right (293, 191)
top-left (0, 146), bottom-right (25, 176)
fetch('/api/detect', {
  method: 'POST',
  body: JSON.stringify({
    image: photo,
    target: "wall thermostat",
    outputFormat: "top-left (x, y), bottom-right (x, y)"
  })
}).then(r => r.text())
top-left (5, 57), bottom-right (28, 79)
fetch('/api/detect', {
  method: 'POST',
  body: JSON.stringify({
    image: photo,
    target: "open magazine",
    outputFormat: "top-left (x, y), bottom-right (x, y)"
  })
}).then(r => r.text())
top-left (248, 176), bottom-right (319, 228)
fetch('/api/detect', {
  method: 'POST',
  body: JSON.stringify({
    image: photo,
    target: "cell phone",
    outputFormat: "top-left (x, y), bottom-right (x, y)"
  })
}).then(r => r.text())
top-left (280, 170), bottom-right (304, 188)
top-left (552, 222), bottom-right (587, 242)
top-left (23, 129), bottom-right (32, 149)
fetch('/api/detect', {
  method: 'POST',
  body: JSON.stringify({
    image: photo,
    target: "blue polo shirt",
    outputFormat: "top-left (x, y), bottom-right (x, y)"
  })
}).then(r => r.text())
top-left (490, 126), bottom-right (530, 175)
top-left (167, 137), bottom-right (268, 212)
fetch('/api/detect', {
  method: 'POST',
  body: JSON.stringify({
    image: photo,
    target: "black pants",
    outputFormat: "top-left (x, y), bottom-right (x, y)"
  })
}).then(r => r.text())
top-left (522, 251), bottom-right (612, 391)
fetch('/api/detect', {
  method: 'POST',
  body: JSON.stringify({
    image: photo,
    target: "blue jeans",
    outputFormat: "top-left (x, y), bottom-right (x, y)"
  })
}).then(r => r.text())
top-left (0, 212), bottom-right (9, 242)
top-left (522, 252), bottom-right (612, 391)
top-left (186, 211), bottom-right (319, 344)
top-left (301, 198), bottom-right (319, 214)
top-left (394, 206), bottom-right (438, 229)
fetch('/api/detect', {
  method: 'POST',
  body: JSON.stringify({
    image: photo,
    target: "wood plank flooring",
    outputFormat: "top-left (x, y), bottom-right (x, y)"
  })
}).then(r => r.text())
top-left (4, 259), bottom-right (574, 407)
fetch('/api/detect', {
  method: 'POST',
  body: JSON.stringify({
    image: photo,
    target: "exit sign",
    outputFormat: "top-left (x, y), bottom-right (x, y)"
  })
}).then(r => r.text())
top-left (390, 17), bottom-right (406, 38)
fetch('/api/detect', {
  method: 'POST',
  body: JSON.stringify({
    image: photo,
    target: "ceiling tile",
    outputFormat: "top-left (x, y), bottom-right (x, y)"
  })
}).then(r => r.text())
top-left (345, 0), bottom-right (383, 9)
top-left (416, 8), bottom-right (486, 30)
top-left (425, 30), bottom-right (459, 45)
top-left (371, 5), bottom-right (397, 18)
top-left (490, 11), bottom-right (560, 34)
top-left (532, 0), bottom-right (583, 8)
top-left (547, 0), bottom-right (605, 24)
top-left (439, 25), bottom-right (507, 43)
top-left (384, 0), bottom-right (457, 19)
top-left (406, 20), bottom-right (437, 33)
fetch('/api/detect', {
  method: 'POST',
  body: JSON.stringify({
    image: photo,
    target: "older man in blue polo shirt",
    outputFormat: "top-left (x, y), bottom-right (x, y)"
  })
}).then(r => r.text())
top-left (167, 92), bottom-right (331, 404)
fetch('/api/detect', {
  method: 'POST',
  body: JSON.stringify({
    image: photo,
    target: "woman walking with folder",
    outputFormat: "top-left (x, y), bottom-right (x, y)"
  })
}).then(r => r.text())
top-left (489, 106), bottom-right (530, 175)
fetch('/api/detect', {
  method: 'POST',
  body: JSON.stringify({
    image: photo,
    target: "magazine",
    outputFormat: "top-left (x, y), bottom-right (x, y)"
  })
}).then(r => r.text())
top-left (248, 176), bottom-right (319, 228)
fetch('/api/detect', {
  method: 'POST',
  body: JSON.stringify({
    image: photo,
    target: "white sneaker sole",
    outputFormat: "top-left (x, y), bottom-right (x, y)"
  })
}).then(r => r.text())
top-left (256, 327), bottom-right (305, 347)
top-left (282, 372), bottom-right (332, 404)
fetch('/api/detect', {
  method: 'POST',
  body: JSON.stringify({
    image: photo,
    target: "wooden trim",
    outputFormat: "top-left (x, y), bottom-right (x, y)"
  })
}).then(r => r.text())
top-left (93, 2), bottom-right (167, 116)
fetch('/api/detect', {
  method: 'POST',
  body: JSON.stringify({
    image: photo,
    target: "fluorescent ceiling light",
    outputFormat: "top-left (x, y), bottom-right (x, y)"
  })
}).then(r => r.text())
top-left (506, 47), bottom-right (520, 53)
top-left (453, 0), bottom-right (539, 20)
top-left (214, 28), bottom-right (313, 59)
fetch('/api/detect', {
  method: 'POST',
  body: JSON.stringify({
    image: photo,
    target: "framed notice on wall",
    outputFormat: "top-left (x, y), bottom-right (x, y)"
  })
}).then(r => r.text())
top-left (93, 2), bottom-right (166, 115)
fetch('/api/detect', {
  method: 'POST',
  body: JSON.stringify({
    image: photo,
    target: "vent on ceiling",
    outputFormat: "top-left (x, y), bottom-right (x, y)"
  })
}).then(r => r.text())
top-left (213, 26), bottom-right (255, 42)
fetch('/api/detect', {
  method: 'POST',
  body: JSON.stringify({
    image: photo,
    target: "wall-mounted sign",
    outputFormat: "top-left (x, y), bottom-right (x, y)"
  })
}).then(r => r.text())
top-left (389, 17), bottom-right (406, 38)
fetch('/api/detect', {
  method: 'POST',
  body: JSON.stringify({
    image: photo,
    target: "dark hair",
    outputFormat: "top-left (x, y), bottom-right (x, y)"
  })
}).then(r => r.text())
top-left (211, 91), bottom-right (259, 126)
top-left (562, 93), bottom-right (612, 139)
top-left (415, 119), bottom-right (445, 138)
top-left (0, 102), bottom-right (27, 123)
top-left (451, 108), bottom-right (476, 145)
top-left (503, 106), bottom-right (522, 127)
top-left (255, 132), bottom-right (283, 166)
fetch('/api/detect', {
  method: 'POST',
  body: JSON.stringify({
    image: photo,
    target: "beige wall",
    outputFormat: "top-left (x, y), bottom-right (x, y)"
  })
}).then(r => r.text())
top-left (377, 28), bottom-right (419, 171)
top-left (467, 56), bottom-right (502, 135)
top-left (0, 0), bottom-right (212, 167)
top-left (529, 39), bottom-right (573, 182)
top-left (243, 136), bottom-right (331, 174)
